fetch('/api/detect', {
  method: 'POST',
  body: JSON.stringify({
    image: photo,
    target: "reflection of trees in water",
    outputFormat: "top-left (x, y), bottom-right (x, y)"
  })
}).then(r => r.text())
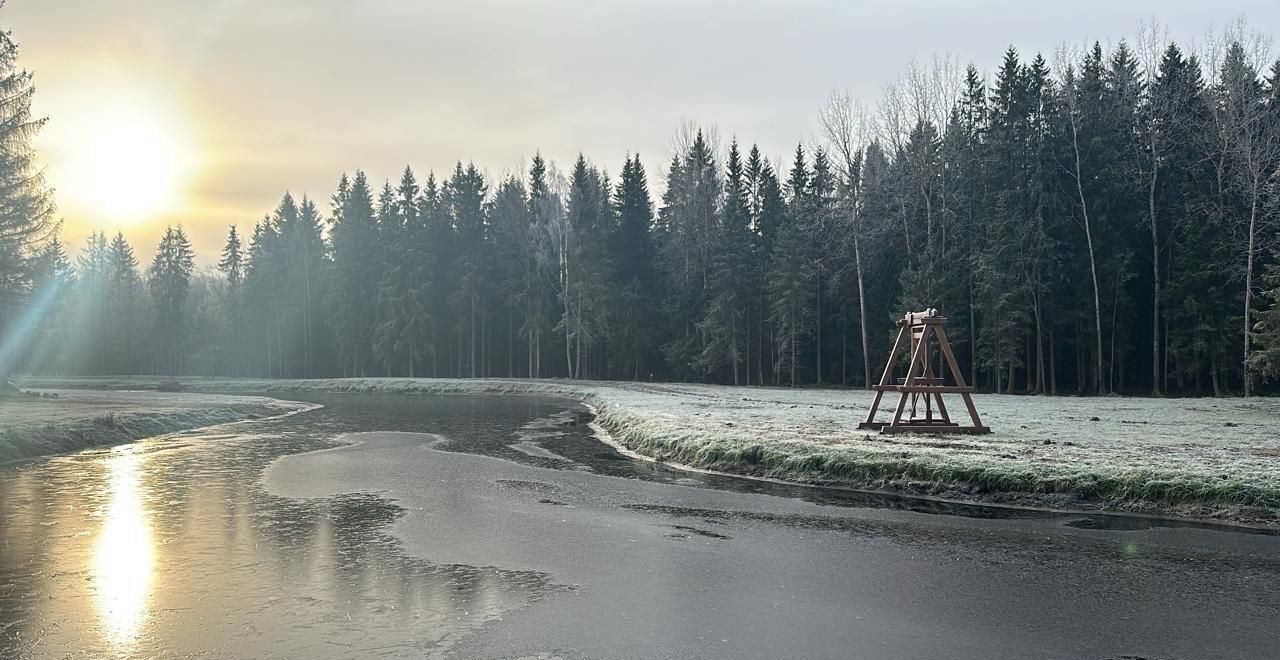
top-left (0, 394), bottom-right (568, 658)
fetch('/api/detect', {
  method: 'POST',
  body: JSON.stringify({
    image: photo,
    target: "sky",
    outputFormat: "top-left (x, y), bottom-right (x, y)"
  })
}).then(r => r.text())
top-left (4, 0), bottom-right (1278, 264)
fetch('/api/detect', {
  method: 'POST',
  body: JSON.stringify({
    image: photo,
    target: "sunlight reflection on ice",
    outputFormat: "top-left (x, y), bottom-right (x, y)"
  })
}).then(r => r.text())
top-left (92, 447), bottom-right (154, 648)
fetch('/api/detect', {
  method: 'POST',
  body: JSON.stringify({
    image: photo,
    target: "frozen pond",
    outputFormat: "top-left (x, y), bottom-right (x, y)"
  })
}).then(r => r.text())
top-left (2, 393), bottom-right (1279, 659)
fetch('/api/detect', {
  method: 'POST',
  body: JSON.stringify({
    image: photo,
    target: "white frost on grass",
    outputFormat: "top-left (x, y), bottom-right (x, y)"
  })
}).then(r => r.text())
top-left (0, 388), bottom-right (309, 462)
top-left (16, 376), bottom-right (1280, 512)
top-left (583, 384), bottom-right (1280, 512)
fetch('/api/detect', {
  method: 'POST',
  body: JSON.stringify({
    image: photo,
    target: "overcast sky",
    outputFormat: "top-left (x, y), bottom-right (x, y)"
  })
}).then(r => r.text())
top-left (5, 0), bottom-right (1278, 262)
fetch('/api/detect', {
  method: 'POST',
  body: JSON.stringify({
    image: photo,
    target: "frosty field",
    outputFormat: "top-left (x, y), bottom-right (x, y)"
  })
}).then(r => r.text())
top-left (0, 388), bottom-right (312, 463)
top-left (15, 376), bottom-right (1280, 521)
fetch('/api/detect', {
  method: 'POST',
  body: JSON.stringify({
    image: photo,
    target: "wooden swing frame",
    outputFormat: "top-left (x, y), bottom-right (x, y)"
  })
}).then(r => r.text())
top-left (859, 309), bottom-right (990, 434)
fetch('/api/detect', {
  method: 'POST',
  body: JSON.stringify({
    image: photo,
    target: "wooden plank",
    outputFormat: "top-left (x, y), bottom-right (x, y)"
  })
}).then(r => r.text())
top-left (873, 385), bottom-right (975, 393)
top-left (934, 324), bottom-right (988, 432)
top-left (861, 390), bottom-right (885, 426)
top-left (933, 392), bottom-right (951, 424)
top-left (889, 324), bottom-right (933, 429)
top-left (881, 425), bottom-right (990, 435)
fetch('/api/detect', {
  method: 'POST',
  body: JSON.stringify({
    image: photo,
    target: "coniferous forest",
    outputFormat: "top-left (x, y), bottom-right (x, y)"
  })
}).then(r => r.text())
top-left (6, 27), bottom-right (1280, 395)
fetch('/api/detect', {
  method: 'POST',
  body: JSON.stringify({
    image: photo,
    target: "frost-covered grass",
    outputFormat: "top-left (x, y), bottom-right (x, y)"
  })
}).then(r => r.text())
top-left (17, 376), bottom-right (1280, 518)
top-left (0, 388), bottom-right (309, 462)
top-left (586, 384), bottom-right (1280, 516)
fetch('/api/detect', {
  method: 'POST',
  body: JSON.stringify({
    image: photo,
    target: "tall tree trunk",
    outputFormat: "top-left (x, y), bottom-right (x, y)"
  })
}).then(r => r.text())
top-left (1071, 125), bottom-right (1106, 395)
top-left (1049, 328), bottom-right (1057, 395)
top-left (841, 317), bottom-right (848, 385)
top-left (855, 235), bottom-right (871, 388)
top-left (1243, 191), bottom-right (1258, 397)
top-left (815, 278), bottom-right (822, 385)
top-left (1148, 167), bottom-right (1160, 394)
top-left (303, 245), bottom-right (313, 378)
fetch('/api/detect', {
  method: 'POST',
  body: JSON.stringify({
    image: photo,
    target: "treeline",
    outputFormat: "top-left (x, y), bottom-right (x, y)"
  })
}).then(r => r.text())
top-left (8, 30), bottom-right (1280, 395)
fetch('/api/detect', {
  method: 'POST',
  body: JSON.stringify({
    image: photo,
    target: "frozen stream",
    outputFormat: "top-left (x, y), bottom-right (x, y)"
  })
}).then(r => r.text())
top-left (1, 393), bottom-right (1278, 659)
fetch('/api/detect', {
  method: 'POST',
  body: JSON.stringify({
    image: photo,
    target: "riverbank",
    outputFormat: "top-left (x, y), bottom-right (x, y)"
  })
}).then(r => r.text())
top-left (16, 376), bottom-right (1280, 523)
top-left (0, 388), bottom-right (313, 463)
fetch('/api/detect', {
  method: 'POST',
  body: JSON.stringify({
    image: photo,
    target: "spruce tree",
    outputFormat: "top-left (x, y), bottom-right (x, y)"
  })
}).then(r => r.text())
top-left (608, 154), bottom-right (658, 379)
top-left (218, 225), bottom-right (245, 375)
top-left (147, 226), bottom-right (195, 376)
top-left (0, 24), bottom-right (54, 379)
top-left (107, 232), bottom-right (141, 373)
top-left (327, 171), bottom-right (378, 375)
top-left (697, 139), bottom-right (752, 383)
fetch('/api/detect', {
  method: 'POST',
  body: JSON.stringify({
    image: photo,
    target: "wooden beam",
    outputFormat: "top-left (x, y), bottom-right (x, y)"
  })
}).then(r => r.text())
top-left (889, 324), bottom-right (933, 430)
top-left (934, 324), bottom-right (987, 431)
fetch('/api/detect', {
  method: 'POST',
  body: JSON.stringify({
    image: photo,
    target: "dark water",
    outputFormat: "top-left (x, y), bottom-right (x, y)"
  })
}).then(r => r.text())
top-left (2, 393), bottom-right (1278, 659)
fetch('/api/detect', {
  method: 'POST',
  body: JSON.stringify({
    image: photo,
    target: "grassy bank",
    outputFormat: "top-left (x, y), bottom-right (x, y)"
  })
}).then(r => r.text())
top-left (17, 376), bottom-right (1280, 521)
top-left (1, 388), bottom-right (312, 463)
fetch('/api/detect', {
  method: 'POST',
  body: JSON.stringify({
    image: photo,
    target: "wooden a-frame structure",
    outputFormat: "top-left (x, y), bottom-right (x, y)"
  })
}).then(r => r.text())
top-left (859, 309), bottom-right (990, 434)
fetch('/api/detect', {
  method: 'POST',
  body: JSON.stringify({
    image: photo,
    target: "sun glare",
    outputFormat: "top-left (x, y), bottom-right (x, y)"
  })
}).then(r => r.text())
top-left (92, 447), bottom-right (155, 647)
top-left (57, 91), bottom-right (195, 225)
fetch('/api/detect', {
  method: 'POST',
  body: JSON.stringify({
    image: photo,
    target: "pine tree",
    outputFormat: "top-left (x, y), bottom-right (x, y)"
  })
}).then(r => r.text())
top-left (656, 130), bottom-right (720, 378)
top-left (490, 173), bottom-right (529, 376)
top-left (747, 147), bottom-right (787, 384)
top-left (1217, 42), bottom-right (1280, 395)
top-left (557, 154), bottom-right (610, 379)
top-left (107, 232), bottom-right (141, 373)
top-left (147, 226), bottom-right (195, 376)
top-left (0, 25), bottom-right (54, 381)
top-left (289, 196), bottom-right (327, 376)
top-left (447, 162), bottom-right (488, 377)
top-left (697, 139), bottom-right (752, 383)
top-left (218, 225), bottom-right (245, 375)
top-left (807, 147), bottom-right (838, 384)
top-left (608, 154), bottom-right (657, 379)
top-left (1057, 43), bottom-right (1112, 393)
top-left (420, 171), bottom-right (456, 377)
top-left (769, 146), bottom-right (816, 385)
top-left (1250, 242), bottom-right (1280, 380)
top-left (523, 154), bottom-right (559, 378)
top-left (385, 166), bottom-right (432, 376)
top-left (75, 231), bottom-right (111, 373)
top-left (327, 171), bottom-right (378, 375)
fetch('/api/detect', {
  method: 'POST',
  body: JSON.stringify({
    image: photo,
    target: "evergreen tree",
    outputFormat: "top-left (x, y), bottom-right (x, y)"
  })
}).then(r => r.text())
top-left (656, 130), bottom-right (720, 378)
top-left (489, 173), bottom-right (529, 376)
top-left (328, 171), bottom-right (379, 375)
top-left (608, 154), bottom-right (658, 379)
top-left (218, 225), bottom-right (245, 375)
top-left (557, 154), bottom-right (610, 379)
top-left (107, 232), bottom-right (141, 373)
top-left (447, 162), bottom-right (489, 377)
top-left (15, 28), bottom-right (1280, 396)
top-left (0, 24), bottom-right (54, 382)
top-left (147, 226), bottom-right (195, 375)
top-left (769, 146), bottom-right (816, 385)
top-left (289, 196), bottom-right (327, 376)
top-left (697, 139), bottom-right (752, 383)
top-left (1250, 242), bottom-right (1280, 380)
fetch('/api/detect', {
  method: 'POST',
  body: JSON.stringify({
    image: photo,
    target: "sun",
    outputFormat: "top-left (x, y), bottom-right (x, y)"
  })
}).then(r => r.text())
top-left (56, 91), bottom-right (195, 225)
